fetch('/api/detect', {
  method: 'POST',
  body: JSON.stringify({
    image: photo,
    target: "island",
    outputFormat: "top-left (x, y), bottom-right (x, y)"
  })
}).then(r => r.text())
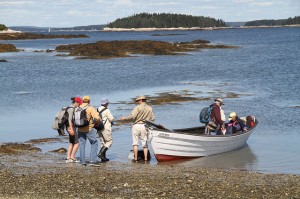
top-left (55, 40), bottom-right (238, 59)
top-left (0, 33), bottom-right (89, 40)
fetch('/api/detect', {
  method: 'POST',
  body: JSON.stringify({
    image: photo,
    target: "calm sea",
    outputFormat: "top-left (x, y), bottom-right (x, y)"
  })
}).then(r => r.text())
top-left (0, 27), bottom-right (299, 174)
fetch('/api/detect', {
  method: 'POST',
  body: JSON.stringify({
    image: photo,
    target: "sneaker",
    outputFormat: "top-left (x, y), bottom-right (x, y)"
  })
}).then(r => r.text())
top-left (69, 158), bottom-right (79, 163)
top-left (66, 159), bottom-right (71, 163)
top-left (88, 162), bottom-right (101, 167)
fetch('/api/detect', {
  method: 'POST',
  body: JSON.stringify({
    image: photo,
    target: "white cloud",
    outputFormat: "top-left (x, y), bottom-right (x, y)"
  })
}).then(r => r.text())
top-left (252, 2), bottom-right (274, 6)
top-left (0, 1), bottom-right (34, 6)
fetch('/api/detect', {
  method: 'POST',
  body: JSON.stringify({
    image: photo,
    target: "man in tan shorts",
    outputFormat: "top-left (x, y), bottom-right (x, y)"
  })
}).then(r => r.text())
top-left (120, 95), bottom-right (155, 162)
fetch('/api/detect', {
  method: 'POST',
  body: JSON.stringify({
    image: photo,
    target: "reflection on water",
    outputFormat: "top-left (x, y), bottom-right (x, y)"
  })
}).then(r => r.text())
top-left (157, 144), bottom-right (256, 170)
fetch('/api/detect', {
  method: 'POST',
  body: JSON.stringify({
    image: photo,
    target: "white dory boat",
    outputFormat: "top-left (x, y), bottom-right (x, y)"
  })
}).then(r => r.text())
top-left (145, 116), bottom-right (258, 162)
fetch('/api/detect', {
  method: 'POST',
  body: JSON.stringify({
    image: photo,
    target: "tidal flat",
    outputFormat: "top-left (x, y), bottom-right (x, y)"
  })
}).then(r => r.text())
top-left (0, 149), bottom-right (299, 198)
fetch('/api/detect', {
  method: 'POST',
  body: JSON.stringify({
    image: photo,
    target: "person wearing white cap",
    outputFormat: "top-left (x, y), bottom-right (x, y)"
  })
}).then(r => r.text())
top-left (96, 98), bottom-right (114, 162)
top-left (226, 112), bottom-right (247, 134)
top-left (120, 95), bottom-right (155, 163)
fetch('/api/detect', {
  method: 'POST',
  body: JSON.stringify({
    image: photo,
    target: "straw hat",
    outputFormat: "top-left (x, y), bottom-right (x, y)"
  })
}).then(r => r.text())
top-left (135, 95), bottom-right (147, 101)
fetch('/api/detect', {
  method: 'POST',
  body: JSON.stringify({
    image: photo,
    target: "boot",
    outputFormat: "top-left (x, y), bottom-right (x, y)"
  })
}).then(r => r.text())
top-left (99, 147), bottom-right (109, 162)
top-left (97, 146), bottom-right (104, 159)
top-left (103, 147), bottom-right (109, 161)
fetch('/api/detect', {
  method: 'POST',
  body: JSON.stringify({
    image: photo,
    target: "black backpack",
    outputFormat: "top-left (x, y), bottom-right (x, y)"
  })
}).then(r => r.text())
top-left (94, 107), bottom-right (107, 131)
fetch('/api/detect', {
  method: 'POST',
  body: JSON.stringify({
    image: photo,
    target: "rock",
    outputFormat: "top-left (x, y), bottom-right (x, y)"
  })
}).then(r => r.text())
top-left (0, 44), bottom-right (18, 53)
top-left (0, 33), bottom-right (89, 40)
top-left (0, 59), bottom-right (8, 62)
top-left (55, 40), bottom-right (239, 59)
top-left (49, 148), bottom-right (67, 154)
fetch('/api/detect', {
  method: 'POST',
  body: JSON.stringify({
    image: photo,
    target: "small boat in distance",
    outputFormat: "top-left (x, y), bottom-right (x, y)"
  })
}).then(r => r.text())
top-left (145, 116), bottom-right (258, 162)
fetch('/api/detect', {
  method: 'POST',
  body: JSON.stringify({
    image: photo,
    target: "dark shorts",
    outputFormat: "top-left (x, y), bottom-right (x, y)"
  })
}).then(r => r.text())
top-left (69, 132), bottom-right (79, 144)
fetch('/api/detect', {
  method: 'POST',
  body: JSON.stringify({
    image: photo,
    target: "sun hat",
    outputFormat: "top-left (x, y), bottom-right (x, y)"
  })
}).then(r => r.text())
top-left (101, 98), bottom-right (109, 105)
top-left (74, 97), bottom-right (82, 105)
top-left (135, 95), bottom-right (147, 101)
top-left (83, 96), bottom-right (90, 101)
top-left (228, 112), bottom-right (237, 120)
top-left (214, 98), bottom-right (224, 105)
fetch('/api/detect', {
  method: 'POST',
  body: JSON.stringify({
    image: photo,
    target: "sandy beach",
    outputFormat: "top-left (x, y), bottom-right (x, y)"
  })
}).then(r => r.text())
top-left (0, 148), bottom-right (299, 198)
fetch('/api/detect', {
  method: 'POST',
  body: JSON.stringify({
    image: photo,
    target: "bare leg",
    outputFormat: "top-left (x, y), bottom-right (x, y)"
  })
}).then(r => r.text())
top-left (67, 144), bottom-right (73, 159)
top-left (133, 145), bottom-right (138, 161)
top-left (143, 147), bottom-right (148, 161)
top-left (71, 143), bottom-right (79, 159)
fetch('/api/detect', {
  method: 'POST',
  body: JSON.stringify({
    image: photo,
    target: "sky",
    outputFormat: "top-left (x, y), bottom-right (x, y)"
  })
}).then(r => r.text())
top-left (0, 0), bottom-right (299, 27)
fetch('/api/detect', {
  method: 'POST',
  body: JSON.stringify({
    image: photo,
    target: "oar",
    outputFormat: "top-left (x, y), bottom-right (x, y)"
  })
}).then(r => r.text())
top-left (144, 120), bottom-right (174, 132)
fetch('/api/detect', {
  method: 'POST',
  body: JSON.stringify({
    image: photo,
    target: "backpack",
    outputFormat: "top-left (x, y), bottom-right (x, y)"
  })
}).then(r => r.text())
top-left (94, 107), bottom-right (107, 131)
top-left (199, 106), bottom-right (213, 124)
top-left (52, 107), bottom-right (72, 130)
top-left (74, 105), bottom-right (90, 127)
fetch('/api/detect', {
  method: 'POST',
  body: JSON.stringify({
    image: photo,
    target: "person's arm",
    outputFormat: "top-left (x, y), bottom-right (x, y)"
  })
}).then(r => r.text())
top-left (106, 109), bottom-right (114, 123)
top-left (67, 108), bottom-right (75, 135)
top-left (150, 108), bottom-right (155, 122)
top-left (239, 119), bottom-right (248, 131)
top-left (124, 106), bottom-right (139, 121)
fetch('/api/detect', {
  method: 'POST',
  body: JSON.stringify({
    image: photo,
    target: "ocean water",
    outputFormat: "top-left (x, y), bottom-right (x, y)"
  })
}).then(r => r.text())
top-left (0, 27), bottom-right (299, 174)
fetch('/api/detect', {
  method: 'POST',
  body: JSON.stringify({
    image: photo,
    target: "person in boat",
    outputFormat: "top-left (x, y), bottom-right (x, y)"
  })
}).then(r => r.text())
top-left (96, 98), bottom-right (114, 162)
top-left (120, 95), bottom-right (155, 163)
top-left (205, 98), bottom-right (226, 135)
top-left (65, 96), bottom-right (82, 163)
top-left (226, 112), bottom-right (248, 134)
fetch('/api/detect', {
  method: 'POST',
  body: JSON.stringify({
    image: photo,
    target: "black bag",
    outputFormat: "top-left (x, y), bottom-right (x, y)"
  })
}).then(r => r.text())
top-left (94, 107), bottom-right (107, 131)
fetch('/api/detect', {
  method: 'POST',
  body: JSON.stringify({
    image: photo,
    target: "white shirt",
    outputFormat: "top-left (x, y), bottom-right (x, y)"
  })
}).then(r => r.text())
top-left (97, 106), bottom-right (114, 131)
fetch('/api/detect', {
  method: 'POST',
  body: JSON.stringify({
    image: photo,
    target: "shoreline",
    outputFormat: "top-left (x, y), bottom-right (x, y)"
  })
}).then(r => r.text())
top-left (0, 150), bottom-right (299, 198)
top-left (102, 25), bottom-right (300, 32)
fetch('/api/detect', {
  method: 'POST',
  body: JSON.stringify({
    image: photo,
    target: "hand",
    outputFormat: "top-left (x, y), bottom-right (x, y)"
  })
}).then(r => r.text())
top-left (67, 127), bottom-right (75, 136)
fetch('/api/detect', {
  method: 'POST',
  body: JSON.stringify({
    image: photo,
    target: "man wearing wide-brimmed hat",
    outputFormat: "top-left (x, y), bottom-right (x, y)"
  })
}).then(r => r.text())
top-left (120, 95), bottom-right (155, 163)
top-left (205, 98), bottom-right (226, 135)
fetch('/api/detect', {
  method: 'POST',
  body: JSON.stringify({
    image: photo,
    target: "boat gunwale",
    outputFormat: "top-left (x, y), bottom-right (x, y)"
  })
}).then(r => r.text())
top-left (147, 120), bottom-right (258, 137)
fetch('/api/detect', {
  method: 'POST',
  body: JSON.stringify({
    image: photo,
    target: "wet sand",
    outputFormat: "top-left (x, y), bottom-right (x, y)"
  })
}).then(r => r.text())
top-left (0, 150), bottom-right (299, 198)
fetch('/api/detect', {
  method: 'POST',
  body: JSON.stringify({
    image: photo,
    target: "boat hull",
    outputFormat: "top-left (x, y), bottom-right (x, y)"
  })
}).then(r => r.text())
top-left (148, 127), bottom-right (254, 162)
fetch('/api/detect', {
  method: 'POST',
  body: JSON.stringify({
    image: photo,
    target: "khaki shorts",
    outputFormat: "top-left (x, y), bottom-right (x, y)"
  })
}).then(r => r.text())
top-left (132, 124), bottom-right (148, 148)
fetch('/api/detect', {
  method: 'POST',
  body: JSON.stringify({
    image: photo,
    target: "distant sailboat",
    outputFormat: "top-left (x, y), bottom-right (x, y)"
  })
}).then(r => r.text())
top-left (48, 28), bottom-right (51, 32)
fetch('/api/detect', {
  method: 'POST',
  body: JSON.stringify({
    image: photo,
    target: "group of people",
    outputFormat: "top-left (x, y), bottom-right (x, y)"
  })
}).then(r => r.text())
top-left (59, 95), bottom-right (248, 165)
top-left (60, 95), bottom-right (154, 166)
top-left (205, 98), bottom-right (248, 135)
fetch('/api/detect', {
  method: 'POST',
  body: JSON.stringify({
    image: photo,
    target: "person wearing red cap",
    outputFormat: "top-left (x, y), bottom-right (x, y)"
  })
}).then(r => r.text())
top-left (65, 96), bottom-right (82, 163)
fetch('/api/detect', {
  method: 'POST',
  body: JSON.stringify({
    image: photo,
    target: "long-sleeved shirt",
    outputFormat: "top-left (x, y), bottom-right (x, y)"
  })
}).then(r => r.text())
top-left (125, 102), bottom-right (155, 124)
top-left (97, 106), bottom-right (114, 131)
top-left (78, 103), bottom-right (100, 133)
top-left (210, 103), bottom-right (225, 125)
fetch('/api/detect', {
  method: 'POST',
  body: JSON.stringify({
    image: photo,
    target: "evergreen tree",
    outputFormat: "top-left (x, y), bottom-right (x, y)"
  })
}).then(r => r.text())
top-left (107, 13), bottom-right (226, 28)
top-left (0, 24), bottom-right (8, 31)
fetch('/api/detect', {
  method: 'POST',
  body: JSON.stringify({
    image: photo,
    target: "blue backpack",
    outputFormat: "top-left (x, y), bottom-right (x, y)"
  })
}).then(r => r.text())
top-left (199, 106), bottom-right (213, 124)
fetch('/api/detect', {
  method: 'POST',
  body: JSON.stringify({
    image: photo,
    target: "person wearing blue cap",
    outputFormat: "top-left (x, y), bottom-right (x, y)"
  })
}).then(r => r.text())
top-left (97, 98), bottom-right (114, 162)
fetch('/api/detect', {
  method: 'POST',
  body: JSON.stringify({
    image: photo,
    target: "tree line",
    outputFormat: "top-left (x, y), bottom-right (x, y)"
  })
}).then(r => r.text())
top-left (0, 24), bottom-right (8, 31)
top-left (107, 13), bottom-right (226, 28)
top-left (245, 16), bottom-right (300, 26)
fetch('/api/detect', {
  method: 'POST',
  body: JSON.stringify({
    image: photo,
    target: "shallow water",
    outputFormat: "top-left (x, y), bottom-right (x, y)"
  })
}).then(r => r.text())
top-left (0, 27), bottom-right (299, 174)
